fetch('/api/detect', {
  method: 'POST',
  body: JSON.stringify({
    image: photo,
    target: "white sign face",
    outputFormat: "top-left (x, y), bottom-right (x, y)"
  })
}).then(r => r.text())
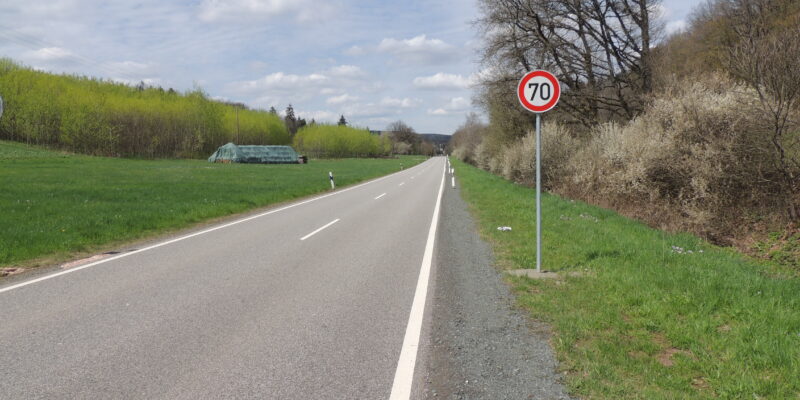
top-left (517, 70), bottom-right (561, 113)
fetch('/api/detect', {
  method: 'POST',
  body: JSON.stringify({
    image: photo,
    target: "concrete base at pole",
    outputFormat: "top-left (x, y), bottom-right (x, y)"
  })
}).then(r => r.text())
top-left (504, 269), bottom-right (559, 279)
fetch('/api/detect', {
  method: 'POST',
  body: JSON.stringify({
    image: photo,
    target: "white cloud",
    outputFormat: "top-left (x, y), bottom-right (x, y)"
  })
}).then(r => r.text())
top-left (377, 34), bottom-right (459, 65)
top-left (413, 72), bottom-right (472, 90)
top-left (24, 47), bottom-right (74, 62)
top-left (652, 3), bottom-right (671, 20)
top-left (103, 60), bottom-right (158, 79)
top-left (327, 93), bottom-right (359, 105)
top-left (233, 71), bottom-right (328, 93)
top-left (197, 0), bottom-right (327, 22)
top-left (447, 97), bottom-right (470, 110)
top-left (230, 65), bottom-right (374, 108)
top-left (336, 101), bottom-right (407, 119)
top-left (105, 60), bottom-right (151, 71)
top-left (380, 97), bottom-right (420, 108)
top-left (427, 96), bottom-right (470, 116)
top-left (327, 65), bottom-right (365, 78)
top-left (665, 20), bottom-right (688, 36)
top-left (344, 45), bottom-right (365, 56)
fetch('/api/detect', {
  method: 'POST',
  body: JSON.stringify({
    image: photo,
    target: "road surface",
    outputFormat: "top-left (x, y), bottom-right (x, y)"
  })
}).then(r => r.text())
top-left (1, 157), bottom-right (446, 399)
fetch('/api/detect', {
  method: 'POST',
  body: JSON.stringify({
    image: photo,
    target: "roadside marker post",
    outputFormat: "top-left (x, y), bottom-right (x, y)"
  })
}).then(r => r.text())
top-left (517, 70), bottom-right (561, 273)
top-left (329, 171), bottom-right (335, 190)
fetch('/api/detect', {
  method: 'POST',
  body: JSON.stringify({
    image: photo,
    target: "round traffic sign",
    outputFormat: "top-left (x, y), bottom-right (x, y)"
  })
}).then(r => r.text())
top-left (517, 70), bottom-right (560, 113)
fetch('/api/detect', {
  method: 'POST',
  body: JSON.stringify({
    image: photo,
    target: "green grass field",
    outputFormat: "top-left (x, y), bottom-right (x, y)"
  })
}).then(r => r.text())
top-left (451, 159), bottom-right (800, 399)
top-left (0, 140), bottom-right (424, 268)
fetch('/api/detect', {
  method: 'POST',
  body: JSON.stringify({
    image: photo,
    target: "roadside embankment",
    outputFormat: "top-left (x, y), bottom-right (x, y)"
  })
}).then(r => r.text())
top-left (452, 159), bottom-right (800, 399)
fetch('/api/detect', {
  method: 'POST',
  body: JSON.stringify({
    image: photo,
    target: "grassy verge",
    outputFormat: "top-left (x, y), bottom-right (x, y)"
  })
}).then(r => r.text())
top-left (451, 159), bottom-right (800, 399)
top-left (0, 140), bottom-right (424, 268)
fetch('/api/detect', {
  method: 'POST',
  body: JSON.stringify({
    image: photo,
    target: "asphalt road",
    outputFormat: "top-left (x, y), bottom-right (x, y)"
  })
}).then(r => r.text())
top-left (1, 157), bottom-right (447, 399)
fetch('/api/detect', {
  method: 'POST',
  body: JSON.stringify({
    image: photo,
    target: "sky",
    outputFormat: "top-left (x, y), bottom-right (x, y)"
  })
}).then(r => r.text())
top-left (0, 0), bottom-right (698, 134)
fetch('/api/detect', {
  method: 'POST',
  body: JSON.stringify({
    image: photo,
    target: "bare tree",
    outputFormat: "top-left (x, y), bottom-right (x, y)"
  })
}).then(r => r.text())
top-left (448, 113), bottom-right (489, 162)
top-left (478, 0), bottom-right (660, 126)
top-left (726, 0), bottom-right (800, 219)
top-left (386, 120), bottom-right (421, 153)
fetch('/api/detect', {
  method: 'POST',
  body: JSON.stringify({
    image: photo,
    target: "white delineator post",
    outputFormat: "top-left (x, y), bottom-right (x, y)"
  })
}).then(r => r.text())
top-left (329, 171), bottom-right (335, 189)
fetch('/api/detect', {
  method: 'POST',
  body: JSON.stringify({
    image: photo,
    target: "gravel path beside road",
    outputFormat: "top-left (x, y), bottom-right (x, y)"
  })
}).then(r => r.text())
top-left (420, 182), bottom-right (574, 400)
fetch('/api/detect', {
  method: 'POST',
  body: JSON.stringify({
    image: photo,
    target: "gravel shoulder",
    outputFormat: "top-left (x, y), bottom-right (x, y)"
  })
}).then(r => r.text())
top-left (418, 181), bottom-right (574, 400)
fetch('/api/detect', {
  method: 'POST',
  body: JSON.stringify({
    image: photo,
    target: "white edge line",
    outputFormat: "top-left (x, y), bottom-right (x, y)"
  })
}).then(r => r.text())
top-left (299, 218), bottom-right (340, 241)
top-left (374, 193), bottom-right (387, 200)
top-left (0, 159), bottom-right (433, 295)
top-left (388, 158), bottom-right (446, 400)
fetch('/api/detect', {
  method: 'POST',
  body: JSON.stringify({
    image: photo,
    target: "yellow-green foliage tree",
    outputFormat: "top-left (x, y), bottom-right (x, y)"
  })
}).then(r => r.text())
top-left (0, 58), bottom-right (289, 158)
top-left (293, 124), bottom-right (391, 158)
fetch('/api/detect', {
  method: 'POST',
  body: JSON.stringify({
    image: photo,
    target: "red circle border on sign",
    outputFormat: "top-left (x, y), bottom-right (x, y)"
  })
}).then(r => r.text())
top-left (517, 70), bottom-right (560, 113)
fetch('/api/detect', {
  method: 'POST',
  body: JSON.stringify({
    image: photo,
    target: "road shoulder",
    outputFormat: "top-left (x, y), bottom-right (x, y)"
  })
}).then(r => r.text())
top-left (419, 180), bottom-right (573, 399)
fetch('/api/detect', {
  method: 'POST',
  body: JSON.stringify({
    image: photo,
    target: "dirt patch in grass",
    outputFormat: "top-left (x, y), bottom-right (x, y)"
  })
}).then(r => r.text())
top-left (651, 332), bottom-right (694, 367)
top-left (657, 348), bottom-right (692, 367)
top-left (692, 377), bottom-right (712, 392)
top-left (0, 268), bottom-right (25, 277)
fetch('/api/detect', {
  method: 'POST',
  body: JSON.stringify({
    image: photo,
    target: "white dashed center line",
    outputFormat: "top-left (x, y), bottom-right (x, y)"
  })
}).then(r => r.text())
top-left (300, 219), bottom-right (340, 241)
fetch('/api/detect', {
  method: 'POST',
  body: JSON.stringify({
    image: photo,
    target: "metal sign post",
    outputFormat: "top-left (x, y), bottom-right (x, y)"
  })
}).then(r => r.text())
top-left (517, 70), bottom-right (561, 273)
top-left (535, 113), bottom-right (542, 272)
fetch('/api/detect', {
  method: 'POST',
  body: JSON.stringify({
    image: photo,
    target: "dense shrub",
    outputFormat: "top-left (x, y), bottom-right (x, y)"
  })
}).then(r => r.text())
top-left (565, 75), bottom-right (796, 239)
top-left (497, 123), bottom-right (577, 187)
top-left (292, 124), bottom-right (391, 158)
top-left (0, 59), bottom-right (289, 158)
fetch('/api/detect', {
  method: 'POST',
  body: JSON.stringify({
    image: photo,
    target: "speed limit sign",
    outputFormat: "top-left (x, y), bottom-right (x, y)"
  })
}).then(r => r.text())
top-left (517, 70), bottom-right (560, 113)
top-left (516, 69), bottom-right (561, 275)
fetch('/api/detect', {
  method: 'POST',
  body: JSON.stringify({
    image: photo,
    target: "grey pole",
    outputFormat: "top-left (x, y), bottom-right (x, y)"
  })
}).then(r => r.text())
top-left (535, 113), bottom-right (542, 273)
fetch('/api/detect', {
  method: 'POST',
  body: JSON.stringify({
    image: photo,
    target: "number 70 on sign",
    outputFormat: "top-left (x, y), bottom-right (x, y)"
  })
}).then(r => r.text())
top-left (517, 70), bottom-right (560, 113)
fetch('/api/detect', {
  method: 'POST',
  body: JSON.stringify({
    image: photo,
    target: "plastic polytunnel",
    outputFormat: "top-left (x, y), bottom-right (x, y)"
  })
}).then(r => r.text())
top-left (208, 143), bottom-right (300, 164)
